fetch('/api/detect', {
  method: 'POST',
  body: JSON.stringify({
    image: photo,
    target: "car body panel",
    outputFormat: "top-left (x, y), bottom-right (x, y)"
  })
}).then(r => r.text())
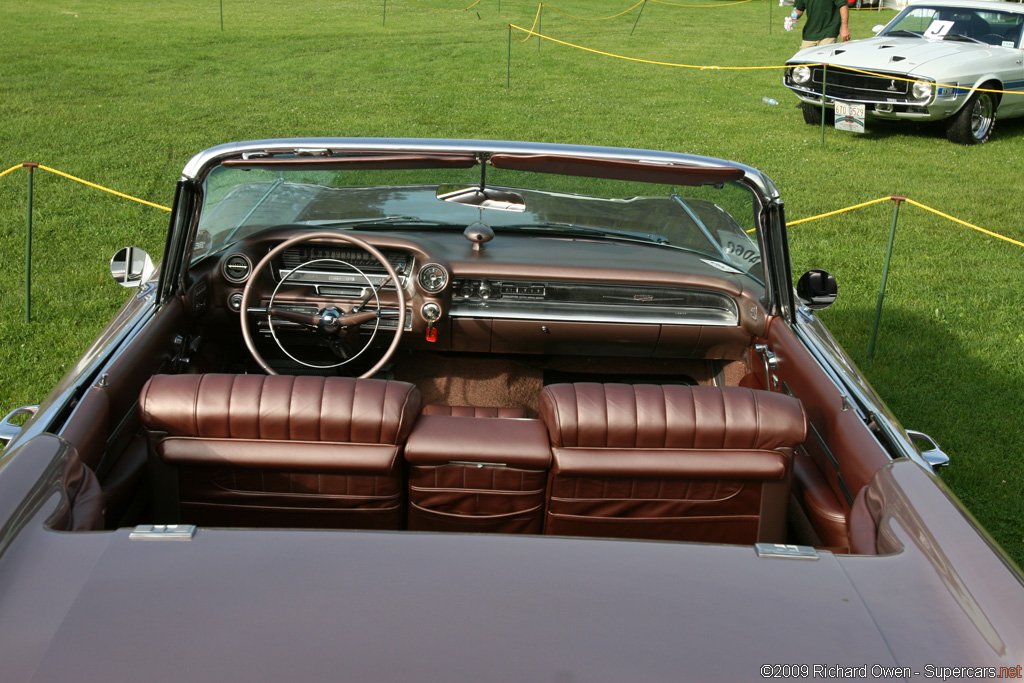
top-left (1, 443), bottom-right (1021, 680)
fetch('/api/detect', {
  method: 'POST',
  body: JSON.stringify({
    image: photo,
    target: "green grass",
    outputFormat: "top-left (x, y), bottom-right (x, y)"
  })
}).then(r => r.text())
top-left (1, 0), bottom-right (1022, 565)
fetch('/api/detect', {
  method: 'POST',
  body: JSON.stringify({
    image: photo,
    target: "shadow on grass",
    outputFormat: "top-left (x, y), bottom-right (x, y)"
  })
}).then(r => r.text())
top-left (838, 111), bottom-right (1024, 144)
top-left (819, 302), bottom-right (1024, 568)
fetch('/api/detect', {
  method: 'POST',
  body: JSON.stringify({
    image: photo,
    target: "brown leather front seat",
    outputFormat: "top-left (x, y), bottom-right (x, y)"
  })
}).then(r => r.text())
top-left (139, 374), bottom-right (421, 530)
top-left (539, 383), bottom-right (807, 544)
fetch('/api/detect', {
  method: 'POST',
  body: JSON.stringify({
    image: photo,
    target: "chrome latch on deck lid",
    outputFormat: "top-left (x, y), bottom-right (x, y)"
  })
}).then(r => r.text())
top-left (129, 524), bottom-right (197, 541)
top-left (755, 543), bottom-right (819, 560)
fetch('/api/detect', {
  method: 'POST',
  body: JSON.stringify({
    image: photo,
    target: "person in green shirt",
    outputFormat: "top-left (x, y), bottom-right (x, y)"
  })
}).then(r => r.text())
top-left (785, 0), bottom-right (850, 48)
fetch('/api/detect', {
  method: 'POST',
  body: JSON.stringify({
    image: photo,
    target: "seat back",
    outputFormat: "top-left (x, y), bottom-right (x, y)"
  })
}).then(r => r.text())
top-left (539, 383), bottom-right (806, 544)
top-left (140, 374), bottom-right (421, 529)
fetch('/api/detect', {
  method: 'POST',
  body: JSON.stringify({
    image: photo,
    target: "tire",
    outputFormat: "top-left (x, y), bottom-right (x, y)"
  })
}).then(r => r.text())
top-left (946, 90), bottom-right (997, 145)
top-left (800, 102), bottom-right (831, 126)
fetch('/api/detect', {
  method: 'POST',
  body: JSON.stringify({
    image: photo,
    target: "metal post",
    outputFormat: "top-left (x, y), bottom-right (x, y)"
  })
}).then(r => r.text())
top-left (769, 0), bottom-right (772, 35)
top-left (383, 0), bottom-right (387, 26)
top-left (507, 25), bottom-right (512, 89)
top-left (820, 65), bottom-right (827, 146)
top-left (220, 0), bottom-right (224, 31)
top-left (631, 1), bottom-right (648, 36)
top-left (24, 163), bottom-right (37, 323)
top-left (538, 5), bottom-right (542, 53)
top-left (867, 196), bottom-right (905, 359)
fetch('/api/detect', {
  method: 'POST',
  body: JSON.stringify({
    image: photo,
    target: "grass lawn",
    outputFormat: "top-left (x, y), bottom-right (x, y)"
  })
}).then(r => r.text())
top-left (1, 0), bottom-right (1021, 565)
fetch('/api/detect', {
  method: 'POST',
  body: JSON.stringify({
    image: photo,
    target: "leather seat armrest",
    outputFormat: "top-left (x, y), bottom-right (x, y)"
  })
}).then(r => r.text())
top-left (405, 416), bottom-right (551, 468)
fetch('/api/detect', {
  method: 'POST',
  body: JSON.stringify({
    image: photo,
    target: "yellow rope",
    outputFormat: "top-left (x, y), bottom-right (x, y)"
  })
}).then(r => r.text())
top-left (38, 165), bottom-right (171, 212)
top-left (10, 166), bottom-right (1021, 249)
top-left (541, 0), bottom-right (647, 21)
top-left (786, 196), bottom-right (1023, 249)
top-left (904, 198), bottom-right (1024, 248)
top-left (787, 196), bottom-right (891, 226)
top-left (649, 0), bottom-right (756, 8)
top-left (405, 0), bottom-right (483, 11)
top-left (509, 25), bottom-right (796, 68)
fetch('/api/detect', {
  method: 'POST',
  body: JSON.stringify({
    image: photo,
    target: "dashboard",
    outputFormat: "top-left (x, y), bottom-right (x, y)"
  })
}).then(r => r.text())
top-left (198, 228), bottom-right (767, 362)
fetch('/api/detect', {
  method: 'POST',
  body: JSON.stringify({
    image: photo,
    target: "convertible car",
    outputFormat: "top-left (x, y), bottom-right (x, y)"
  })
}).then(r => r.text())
top-left (1, 139), bottom-right (1021, 680)
top-left (783, 0), bottom-right (1024, 144)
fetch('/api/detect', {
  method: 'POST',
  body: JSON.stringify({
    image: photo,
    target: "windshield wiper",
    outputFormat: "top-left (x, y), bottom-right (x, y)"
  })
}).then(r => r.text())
top-left (294, 216), bottom-right (463, 229)
top-left (884, 29), bottom-right (922, 38)
top-left (943, 33), bottom-right (985, 44)
top-left (495, 223), bottom-right (670, 245)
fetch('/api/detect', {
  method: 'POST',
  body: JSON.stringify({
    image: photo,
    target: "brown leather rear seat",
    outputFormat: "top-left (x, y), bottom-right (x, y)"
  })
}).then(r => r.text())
top-left (139, 374), bottom-right (421, 529)
top-left (539, 383), bottom-right (807, 544)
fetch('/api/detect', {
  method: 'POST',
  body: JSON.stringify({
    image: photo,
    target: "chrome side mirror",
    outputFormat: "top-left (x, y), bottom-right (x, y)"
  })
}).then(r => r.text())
top-left (110, 247), bottom-right (154, 288)
top-left (872, 24), bottom-right (885, 34)
top-left (796, 269), bottom-right (837, 310)
top-left (906, 430), bottom-right (951, 470)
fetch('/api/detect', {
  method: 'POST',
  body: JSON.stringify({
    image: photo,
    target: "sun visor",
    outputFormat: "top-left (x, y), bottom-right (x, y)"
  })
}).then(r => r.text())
top-left (488, 154), bottom-right (745, 186)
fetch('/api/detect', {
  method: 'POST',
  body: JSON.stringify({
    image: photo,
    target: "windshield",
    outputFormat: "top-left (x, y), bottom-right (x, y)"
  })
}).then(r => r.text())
top-left (881, 5), bottom-right (1023, 46)
top-left (194, 162), bottom-right (764, 282)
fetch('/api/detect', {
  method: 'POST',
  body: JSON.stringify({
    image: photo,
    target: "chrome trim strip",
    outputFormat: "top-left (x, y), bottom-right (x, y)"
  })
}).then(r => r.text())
top-left (0, 304), bottom-right (155, 458)
top-left (179, 138), bottom-right (778, 198)
top-left (449, 304), bottom-right (737, 327)
top-left (279, 268), bottom-right (406, 288)
top-left (794, 313), bottom-right (935, 471)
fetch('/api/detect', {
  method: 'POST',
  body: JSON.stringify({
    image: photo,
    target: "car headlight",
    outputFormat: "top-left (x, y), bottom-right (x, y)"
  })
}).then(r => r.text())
top-left (791, 66), bottom-right (812, 85)
top-left (911, 80), bottom-right (934, 101)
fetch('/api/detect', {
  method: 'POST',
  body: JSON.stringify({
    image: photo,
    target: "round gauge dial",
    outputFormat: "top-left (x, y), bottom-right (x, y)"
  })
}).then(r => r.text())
top-left (418, 263), bottom-right (449, 293)
top-left (222, 253), bottom-right (253, 283)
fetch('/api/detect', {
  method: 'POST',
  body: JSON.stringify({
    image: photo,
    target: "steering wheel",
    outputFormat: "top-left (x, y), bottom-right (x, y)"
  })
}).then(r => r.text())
top-left (240, 231), bottom-right (406, 378)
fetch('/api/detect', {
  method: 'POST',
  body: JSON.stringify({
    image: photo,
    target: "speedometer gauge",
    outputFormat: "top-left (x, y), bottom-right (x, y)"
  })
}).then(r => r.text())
top-left (418, 263), bottom-right (448, 293)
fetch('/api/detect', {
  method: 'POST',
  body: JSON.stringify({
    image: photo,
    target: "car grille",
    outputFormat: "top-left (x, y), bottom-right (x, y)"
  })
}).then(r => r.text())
top-left (797, 66), bottom-right (913, 103)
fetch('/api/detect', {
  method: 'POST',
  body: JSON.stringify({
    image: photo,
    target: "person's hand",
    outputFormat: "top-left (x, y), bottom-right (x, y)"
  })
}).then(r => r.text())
top-left (840, 26), bottom-right (851, 41)
top-left (784, 16), bottom-right (797, 31)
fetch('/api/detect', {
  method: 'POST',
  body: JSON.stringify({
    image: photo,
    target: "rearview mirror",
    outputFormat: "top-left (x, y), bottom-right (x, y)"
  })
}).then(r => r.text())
top-left (110, 247), bottom-right (154, 288)
top-left (437, 185), bottom-right (525, 212)
top-left (796, 269), bottom-right (837, 310)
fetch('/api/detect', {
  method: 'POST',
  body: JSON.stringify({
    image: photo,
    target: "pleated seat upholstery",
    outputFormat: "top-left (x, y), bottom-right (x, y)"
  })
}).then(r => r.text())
top-left (139, 374), bottom-right (421, 529)
top-left (538, 383), bottom-right (807, 544)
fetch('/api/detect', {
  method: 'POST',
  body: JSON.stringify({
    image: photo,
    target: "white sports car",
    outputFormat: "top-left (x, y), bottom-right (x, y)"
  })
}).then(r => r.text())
top-left (784, 0), bottom-right (1024, 143)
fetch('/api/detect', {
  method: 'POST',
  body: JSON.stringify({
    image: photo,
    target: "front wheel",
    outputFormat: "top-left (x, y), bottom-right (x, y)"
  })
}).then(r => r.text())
top-left (946, 91), bottom-right (996, 145)
top-left (800, 102), bottom-right (832, 126)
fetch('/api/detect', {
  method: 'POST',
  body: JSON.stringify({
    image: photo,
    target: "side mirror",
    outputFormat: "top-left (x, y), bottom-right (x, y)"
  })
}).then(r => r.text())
top-left (796, 269), bottom-right (837, 310)
top-left (110, 247), bottom-right (154, 288)
top-left (872, 24), bottom-right (885, 34)
top-left (906, 429), bottom-right (951, 470)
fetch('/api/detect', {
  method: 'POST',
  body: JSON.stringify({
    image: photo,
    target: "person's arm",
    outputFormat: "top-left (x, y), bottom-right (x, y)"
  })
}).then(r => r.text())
top-left (839, 3), bottom-right (850, 41)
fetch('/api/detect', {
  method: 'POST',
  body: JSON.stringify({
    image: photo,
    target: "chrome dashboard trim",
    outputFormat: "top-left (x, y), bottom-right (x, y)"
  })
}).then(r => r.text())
top-left (278, 268), bottom-right (407, 289)
top-left (449, 303), bottom-right (737, 326)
